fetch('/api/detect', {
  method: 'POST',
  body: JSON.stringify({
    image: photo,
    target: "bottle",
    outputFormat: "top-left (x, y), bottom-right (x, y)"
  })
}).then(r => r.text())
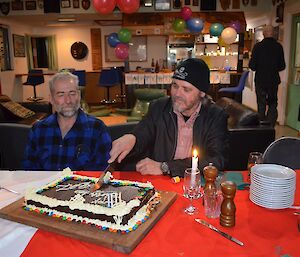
top-left (220, 181), bottom-right (237, 227)
top-left (155, 60), bottom-right (160, 73)
top-left (151, 58), bottom-right (155, 73)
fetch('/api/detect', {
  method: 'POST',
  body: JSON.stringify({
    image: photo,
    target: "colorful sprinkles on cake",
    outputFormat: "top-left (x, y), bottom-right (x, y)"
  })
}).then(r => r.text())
top-left (24, 168), bottom-right (161, 234)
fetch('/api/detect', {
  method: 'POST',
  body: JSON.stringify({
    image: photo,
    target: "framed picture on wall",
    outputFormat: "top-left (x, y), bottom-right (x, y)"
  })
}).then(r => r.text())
top-left (25, 1), bottom-right (37, 10)
top-left (61, 0), bottom-right (71, 8)
top-left (12, 1), bottom-right (24, 11)
top-left (105, 36), bottom-right (147, 62)
top-left (13, 34), bottom-right (25, 57)
top-left (155, 0), bottom-right (171, 10)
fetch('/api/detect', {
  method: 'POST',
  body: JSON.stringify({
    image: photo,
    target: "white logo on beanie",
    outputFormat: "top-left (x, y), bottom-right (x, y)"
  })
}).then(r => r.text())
top-left (174, 67), bottom-right (188, 80)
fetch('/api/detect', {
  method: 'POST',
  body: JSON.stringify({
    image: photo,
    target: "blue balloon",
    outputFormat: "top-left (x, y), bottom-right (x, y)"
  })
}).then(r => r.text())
top-left (107, 33), bottom-right (120, 48)
top-left (187, 18), bottom-right (204, 33)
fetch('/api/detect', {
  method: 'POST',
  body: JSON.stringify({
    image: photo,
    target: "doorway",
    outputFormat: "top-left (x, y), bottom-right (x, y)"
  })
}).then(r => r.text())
top-left (286, 14), bottom-right (300, 131)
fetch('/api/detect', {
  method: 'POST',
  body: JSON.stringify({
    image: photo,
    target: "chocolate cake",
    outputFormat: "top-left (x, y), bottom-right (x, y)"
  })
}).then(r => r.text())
top-left (24, 170), bottom-right (160, 234)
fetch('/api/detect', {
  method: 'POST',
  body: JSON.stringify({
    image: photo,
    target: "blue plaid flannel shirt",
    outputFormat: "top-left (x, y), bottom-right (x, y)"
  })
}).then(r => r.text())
top-left (22, 109), bottom-right (112, 171)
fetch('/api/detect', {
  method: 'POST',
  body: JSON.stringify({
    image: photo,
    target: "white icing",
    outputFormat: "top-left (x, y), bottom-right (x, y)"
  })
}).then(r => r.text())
top-left (25, 171), bottom-right (159, 232)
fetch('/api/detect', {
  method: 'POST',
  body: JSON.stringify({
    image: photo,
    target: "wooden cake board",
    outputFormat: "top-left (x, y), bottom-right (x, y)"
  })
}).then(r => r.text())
top-left (0, 190), bottom-right (177, 254)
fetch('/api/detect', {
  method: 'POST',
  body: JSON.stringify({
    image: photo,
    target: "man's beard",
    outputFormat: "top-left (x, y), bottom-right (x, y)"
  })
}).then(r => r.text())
top-left (172, 95), bottom-right (203, 115)
top-left (57, 102), bottom-right (80, 118)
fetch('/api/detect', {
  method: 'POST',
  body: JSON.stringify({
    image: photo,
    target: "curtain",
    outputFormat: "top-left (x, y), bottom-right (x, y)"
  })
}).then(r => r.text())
top-left (47, 35), bottom-right (58, 71)
top-left (25, 35), bottom-right (33, 70)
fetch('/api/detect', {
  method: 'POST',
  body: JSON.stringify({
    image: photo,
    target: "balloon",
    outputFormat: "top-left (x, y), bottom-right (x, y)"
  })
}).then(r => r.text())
top-left (209, 23), bottom-right (224, 37)
top-left (115, 43), bottom-right (129, 59)
top-left (172, 18), bottom-right (186, 33)
top-left (116, 0), bottom-right (140, 14)
top-left (118, 28), bottom-right (132, 43)
top-left (93, 0), bottom-right (116, 14)
top-left (186, 18), bottom-right (204, 33)
top-left (229, 20), bottom-right (242, 33)
top-left (180, 6), bottom-right (192, 21)
top-left (221, 27), bottom-right (237, 45)
top-left (107, 32), bottom-right (120, 47)
top-left (218, 37), bottom-right (228, 47)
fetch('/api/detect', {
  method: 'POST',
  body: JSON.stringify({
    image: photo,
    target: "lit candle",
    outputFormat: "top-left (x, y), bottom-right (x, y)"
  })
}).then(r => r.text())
top-left (191, 149), bottom-right (198, 186)
top-left (192, 149), bottom-right (198, 172)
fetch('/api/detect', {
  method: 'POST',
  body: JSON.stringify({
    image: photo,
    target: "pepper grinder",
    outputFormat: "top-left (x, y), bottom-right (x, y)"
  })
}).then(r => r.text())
top-left (203, 163), bottom-right (218, 192)
top-left (220, 181), bottom-right (236, 227)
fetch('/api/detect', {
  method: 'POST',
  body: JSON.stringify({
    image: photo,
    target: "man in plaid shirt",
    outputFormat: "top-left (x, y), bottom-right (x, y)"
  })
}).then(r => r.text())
top-left (22, 71), bottom-right (111, 171)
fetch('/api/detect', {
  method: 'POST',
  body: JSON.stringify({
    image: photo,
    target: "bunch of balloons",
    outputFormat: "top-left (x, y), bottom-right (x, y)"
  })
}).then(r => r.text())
top-left (93, 0), bottom-right (139, 14)
top-left (107, 28), bottom-right (132, 59)
top-left (209, 21), bottom-right (240, 46)
top-left (172, 6), bottom-right (204, 34)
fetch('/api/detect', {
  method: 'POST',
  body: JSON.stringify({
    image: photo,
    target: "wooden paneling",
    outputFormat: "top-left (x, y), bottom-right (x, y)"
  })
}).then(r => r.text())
top-left (90, 28), bottom-right (102, 70)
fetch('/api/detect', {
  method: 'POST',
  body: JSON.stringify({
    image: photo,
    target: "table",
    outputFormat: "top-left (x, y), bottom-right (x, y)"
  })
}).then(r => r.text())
top-left (0, 170), bottom-right (299, 257)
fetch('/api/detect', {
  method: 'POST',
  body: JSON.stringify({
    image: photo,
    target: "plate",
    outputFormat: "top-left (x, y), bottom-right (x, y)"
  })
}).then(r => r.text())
top-left (251, 164), bottom-right (295, 180)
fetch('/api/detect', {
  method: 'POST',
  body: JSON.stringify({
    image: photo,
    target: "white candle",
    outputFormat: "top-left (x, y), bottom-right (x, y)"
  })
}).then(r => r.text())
top-left (191, 149), bottom-right (198, 186)
top-left (192, 149), bottom-right (198, 172)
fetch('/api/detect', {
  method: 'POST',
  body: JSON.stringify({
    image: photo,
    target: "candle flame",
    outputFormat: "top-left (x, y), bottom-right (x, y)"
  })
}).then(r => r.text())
top-left (193, 149), bottom-right (198, 158)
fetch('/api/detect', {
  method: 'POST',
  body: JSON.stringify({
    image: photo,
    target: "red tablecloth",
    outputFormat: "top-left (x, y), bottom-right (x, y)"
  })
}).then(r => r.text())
top-left (21, 171), bottom-right (300, 257)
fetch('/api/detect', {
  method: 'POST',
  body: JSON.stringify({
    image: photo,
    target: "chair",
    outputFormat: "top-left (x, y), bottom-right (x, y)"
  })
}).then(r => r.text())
top-left (73, 70), bottom-right (86, 87)
top-left (262, 137), bottom-right (300, 170)
top-left (23, 69), bottom-right (45, 101)
top-left (218, 70), bottom-right (249, 103)
top-left (0, 123), bottom-right (31, 170)
top-left (73, 70), bottom-right (88, 112)
top-left (98, 68), bottom-right (122, 104)
top-left (130, 88), bottom-right (166, 119)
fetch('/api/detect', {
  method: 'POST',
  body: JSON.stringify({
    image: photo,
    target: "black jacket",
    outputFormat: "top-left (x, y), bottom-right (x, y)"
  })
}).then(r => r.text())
top-left (249, 37), bottom-right (286, 85)
top-left (131, 96), bottom-right (229, 177)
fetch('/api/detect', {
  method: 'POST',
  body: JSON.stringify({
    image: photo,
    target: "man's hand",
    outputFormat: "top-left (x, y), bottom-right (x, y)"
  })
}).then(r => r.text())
top-left (108, 134), bottom-right (136, 163)
top-left (136, 157), bottom-right (163, 175)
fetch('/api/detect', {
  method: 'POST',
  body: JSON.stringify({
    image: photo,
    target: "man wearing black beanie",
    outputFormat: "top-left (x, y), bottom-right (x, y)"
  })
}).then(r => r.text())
top-left (109, 58), bottom-right (229, 177)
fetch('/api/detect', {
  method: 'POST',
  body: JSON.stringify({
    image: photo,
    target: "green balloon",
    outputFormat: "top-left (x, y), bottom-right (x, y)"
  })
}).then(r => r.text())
top-left (172, 18), bottom-right (186, 33)
top-left (118, 28), bottom-right (132, 43)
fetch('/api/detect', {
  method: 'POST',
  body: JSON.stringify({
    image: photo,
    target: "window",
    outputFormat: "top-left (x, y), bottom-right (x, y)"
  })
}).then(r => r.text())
top-left (31, 37), bottom-right (48, 68)
top-left (25, 35), bottom-right (58, 70)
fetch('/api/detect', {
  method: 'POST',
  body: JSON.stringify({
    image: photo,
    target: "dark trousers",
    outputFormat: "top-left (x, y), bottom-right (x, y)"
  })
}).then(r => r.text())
top-left (255, 83), bottom-right (279, 127)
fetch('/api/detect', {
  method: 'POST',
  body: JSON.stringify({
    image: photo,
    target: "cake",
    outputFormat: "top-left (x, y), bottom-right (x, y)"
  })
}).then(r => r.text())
top-left (24, 169), bottom-right (161, 234)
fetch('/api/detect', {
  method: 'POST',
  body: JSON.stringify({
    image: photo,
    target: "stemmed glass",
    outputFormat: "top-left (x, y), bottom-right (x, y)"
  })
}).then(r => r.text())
top-left (247, 152), bottom-right (263, 182)
top-left (183, 168), bottom-right (201, 215)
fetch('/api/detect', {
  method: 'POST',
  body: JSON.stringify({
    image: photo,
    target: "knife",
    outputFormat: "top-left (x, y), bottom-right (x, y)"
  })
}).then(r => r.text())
top-left (91, 163), bottom-right (115, 192)
top-left (195, 219), bottom-right (244, 246)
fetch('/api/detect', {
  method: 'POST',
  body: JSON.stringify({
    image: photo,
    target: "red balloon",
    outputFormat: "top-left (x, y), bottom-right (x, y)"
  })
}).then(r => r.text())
top-left (116, 0), bottom-right (140, 14)
top-left (93, 0), bottom-right (116, 14)
top-left (115, 43), bottom-right (129, 59)
top-left (180, 7), bottom-right (193, 21)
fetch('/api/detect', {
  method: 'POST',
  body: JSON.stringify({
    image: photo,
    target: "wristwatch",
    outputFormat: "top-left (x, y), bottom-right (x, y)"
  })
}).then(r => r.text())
top-left (160, 162), bottom-right (170, 176)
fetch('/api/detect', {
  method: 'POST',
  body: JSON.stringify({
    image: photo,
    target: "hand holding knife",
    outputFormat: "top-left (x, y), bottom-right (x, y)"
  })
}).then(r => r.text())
top-left (91, 163), bottom-right (114, 192)
top-left (195, 219), bottom-right (244, 246)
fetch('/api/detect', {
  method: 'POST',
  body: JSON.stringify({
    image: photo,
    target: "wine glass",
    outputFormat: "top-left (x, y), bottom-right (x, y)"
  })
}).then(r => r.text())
top-left (183, 168), bottom-right (201, 215)
top-left (247, 152), bottom-right (263, 182)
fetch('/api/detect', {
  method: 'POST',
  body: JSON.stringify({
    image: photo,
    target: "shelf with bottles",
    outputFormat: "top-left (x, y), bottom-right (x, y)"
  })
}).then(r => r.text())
top-left (195, 43), bottom-right (238, 57)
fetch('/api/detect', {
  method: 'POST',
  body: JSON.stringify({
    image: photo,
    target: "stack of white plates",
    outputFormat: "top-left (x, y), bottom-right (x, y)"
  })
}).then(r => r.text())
top-left (249, 164), bottom-right (296, 209)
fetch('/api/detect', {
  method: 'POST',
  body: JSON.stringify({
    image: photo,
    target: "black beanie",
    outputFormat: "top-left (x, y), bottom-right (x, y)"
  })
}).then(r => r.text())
top-left (172, 58), bottom-right (210, 93)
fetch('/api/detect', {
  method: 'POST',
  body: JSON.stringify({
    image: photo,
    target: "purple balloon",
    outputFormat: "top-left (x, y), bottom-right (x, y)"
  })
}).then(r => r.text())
top-left (187, 18), bottom-right (204, 33)
top-left (107, 33), bottom-right (120, 48)
top-left (229, 20), bottom-right (242, 33)
top-left (115, 43), bottom-right (129, 59)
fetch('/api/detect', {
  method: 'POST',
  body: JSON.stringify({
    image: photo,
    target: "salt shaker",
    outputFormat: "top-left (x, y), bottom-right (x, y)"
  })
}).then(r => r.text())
top-left (220, 181), bottom-right (237, 227)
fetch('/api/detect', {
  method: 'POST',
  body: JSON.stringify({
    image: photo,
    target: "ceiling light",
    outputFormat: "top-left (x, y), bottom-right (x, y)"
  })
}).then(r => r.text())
top-left (58, 18), bottom-right (76, 22)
